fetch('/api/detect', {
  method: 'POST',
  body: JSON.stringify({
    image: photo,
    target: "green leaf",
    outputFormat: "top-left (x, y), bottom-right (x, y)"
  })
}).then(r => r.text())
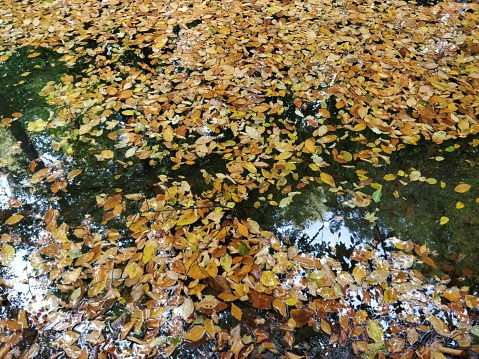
top-left (279, 197), bottom-right (292, 208)
top-left (372, 189), bottom-right (382, 203)
top-left (237, 242), bottom-right (249, 256)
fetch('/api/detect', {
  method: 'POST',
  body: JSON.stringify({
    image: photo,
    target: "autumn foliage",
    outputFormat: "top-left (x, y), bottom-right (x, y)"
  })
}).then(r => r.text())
top-left (1, 0), bottom-right (479, 357)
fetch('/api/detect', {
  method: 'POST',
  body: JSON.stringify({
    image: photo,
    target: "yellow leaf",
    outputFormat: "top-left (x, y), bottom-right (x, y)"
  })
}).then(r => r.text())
top-left (456, 202), bottom-right (464, 209)
top-left (5, 214), bottom-right (23, 225)
top-left (163, 126), bottom-right (174, 142)
top-left (367, 320), bottom-right (384, 342)
top-left (320, 172), bottom-right (335, 187)
top-left (432, 352), bottom-right (448, 359)
top-left (88, 281), bottom-right (105, 297)
top-left (220, 253), bottom-right (232, 272)
top-left (143, 241), bottom-right (158, 263)
top-left (67, 169), bottom-right (82, 179)
top-left (124, 262), bottom-right (142, 279)
top-left (1, 244), bottom-right (15, 266)
top-left (243, 162), bottom-right (257, 173)
top-left (454, 183), bottom-right (471, 193)
top-left (184, 326), bottom-right (206, 342)
top-left (237, 222), bottom-right (249, 237)
top-left (353, 264), bottom-right (367, 285)
top-left (383, 174), bottom-right (396, 181)
top-left (338, 151), bottom-right (352, 162)
top-left (122, 110), bottom-right (135, 116)
top-left (231, 303), bottom-right (242, 320)
top-left (260, 271), bottom-right (280, 287)
top-left (62, 267), bottom-right (82, 284)
top-left (303, 138), bottom-right (316, 153)
top-left (177, 211), bottom-right (199, 226)
top-left (26, 118), bottom-right (47, 132)
top-left (125, 147), bottom-right (136, 158)
top-left (439, 216), bottom-right (449, 225)
top-left (276, 151), bottom-right (293, 160)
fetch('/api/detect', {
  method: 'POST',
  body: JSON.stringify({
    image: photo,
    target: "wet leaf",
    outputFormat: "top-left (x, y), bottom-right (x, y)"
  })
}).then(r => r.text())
top-left (439, 216), bottom-right (449, 225)
top-left (321, 319), bottom-right (332, 335)
top-left (143, 241), bottom-right (158, 263)
top-left (0, 244), bottom-right (15, 266)
top-left (231, 303), bottom-right (242, 320)
top-left (5, 214), bottom-right (23, 225)
top-left (260, 271), bottom-right (280, 287)
top-left (429, 316), bottom-right (450, 336)
top-left (454, 183), bottom-right (471, 193)
top-left (197, 295), bottom-right (219, 310)
top-left (180, 298), bottom-right (195, 319)
top-left (177, 211), bottom-right (199, 226)
top-left (184, 326), bottom-right (206, 342)
top-left (220, 253), bottom-right (232, 272)
top-left (367, 320), bottom-right (384, 342)
top-left (320, 172), bottom-right (335, 187)
top-left (372, 189), bottom-right (382, 203)
top-left (273, 298), bottom-right (287, 317)
top-left (237, 242), bottom-right (249, 256)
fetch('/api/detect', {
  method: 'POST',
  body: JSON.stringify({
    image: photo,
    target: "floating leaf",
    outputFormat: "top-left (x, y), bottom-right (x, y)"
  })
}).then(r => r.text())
top-left (143, 241), bottom-right (158, 263)
top-left (429, 316), bottom-right (450, 336)
top-left (0, 244), bottom-right (15, 267)
top-left (180, 298), bottom-right (195, 319)
top-left (279, 196), bottom-right (292, 208)
top-left (367, 320), bottom-right (384, 343)
top-left (184, 326), bottom-right (206, 342)
top-left (197, 295), bottom-right (219, 310)
top-left (5, 214), bottom-right (23, 225)
top-left (237, 242), bottom-right (249, 256)
top-left (454, 183), bottom-right (471, 193)
top-left (439, 216), bottom-right (449, 225)
top-left (320, 172), bottom-right (335, 187)
top-left (177, 211), bottom-right (199, 226)
top-left (372, 189), bottom-right (382, 203)
top-left (220, 253), bottom-right (232, 272)
top-left (231, 303), bottom-right (242, 320)
top-left (272, 298), bottom-right (287, 317)
top-left (260, 271), bottom-right (280, 287)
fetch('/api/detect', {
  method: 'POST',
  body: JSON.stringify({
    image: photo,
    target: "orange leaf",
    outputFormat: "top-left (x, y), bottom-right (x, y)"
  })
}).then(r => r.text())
top-left (184, 326), bottom-right (206, 342)
top-left (273, 298), bottom-right (287, 317)
top-left (454, 183), bottom-right (471, 193)
top-left (231, 303), bottom-right (242, 320)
